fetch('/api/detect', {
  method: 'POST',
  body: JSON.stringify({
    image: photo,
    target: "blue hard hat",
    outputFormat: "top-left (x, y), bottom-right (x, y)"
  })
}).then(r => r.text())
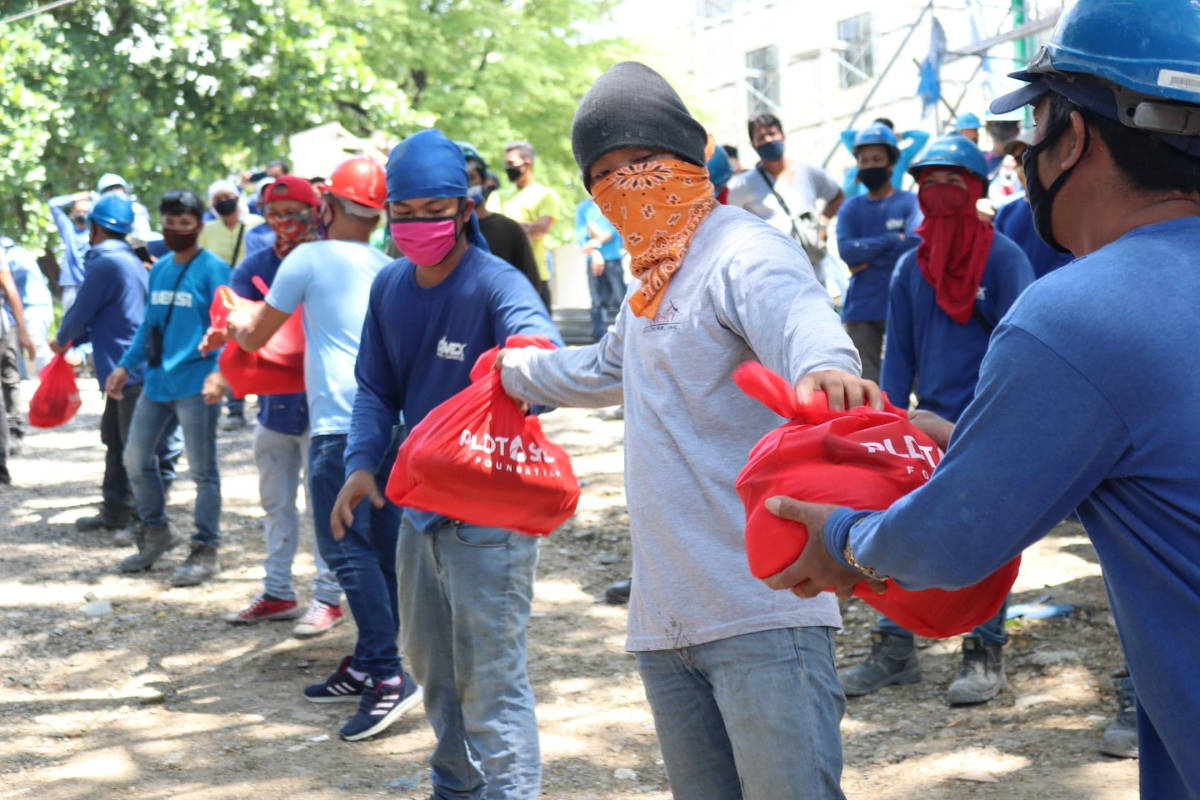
top-left (991, 0), bottom-right (1200, 153)
top-left (908, 133), bottom-right (989, 186)
top-left (706, 144), bottom-right (732, 191)
top-left (456, 140), bottom-right (488, 173)
top-left (88, 194), bottom-right (134, 235)
top-left (853, 122), bottom-right (900, 161)
top-left (953, 112), bottom-right (981, 131)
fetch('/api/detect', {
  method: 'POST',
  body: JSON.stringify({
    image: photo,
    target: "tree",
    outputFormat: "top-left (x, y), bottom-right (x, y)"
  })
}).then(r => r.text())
top-left (0, 0), bottom-right (628, 263)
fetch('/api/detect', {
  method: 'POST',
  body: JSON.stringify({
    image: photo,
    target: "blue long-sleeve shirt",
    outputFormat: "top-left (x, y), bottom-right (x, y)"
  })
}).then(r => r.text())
top-left (56, 240), bottom-right (148, 390)
top-left (881, 233), bottom-right (1032, 420)
top-left (230, 247), bottom-right (308, 436)
top-left (826, 217), bottom-right (1200, 800)
top-left (48, 203), bottom-right (90, 287)
top-left (575, 198), bottom-right (624, 262)
top-left (993, 193), bottom-right (1076, 279)
top-left (836, 190), bottom-right (922, 322)
top-left (119, 249), bottom-right (230, 401)
top-left (345, 246), bottom-right (562, 529)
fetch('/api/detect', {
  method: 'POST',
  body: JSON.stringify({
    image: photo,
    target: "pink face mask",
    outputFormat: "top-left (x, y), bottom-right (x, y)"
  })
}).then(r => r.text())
top-left (390, 217), bottom-right (460, 267)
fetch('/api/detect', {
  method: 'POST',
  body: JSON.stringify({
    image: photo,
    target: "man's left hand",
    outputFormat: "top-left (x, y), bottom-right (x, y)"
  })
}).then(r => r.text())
top-left (795, 369), bottom-right (882, 411)
top-left (48, 337), bottom-right (69, 356)
top-left (202, 371), bottom-right (227, 405)
top-left (761, 496), bottom-right (885, 599)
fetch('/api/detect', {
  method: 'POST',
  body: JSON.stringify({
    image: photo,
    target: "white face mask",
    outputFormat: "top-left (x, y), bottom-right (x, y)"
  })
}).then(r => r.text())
top-left (466, 184), bottom-right (485, 203)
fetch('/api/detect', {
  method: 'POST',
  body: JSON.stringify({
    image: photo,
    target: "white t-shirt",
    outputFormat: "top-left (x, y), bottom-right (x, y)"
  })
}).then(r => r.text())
top-left (727, 162), bottom-right (842, 235)
top-left (267, 239), bottom-right (390, 436)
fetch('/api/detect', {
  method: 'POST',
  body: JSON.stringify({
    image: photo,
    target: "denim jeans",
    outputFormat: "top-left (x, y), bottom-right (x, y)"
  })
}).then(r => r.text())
top-left (308, 432), bottom-right (401, 680)
top-left (844, 319), bottom-right (886, 384)
top-left (124, 391), bottom-right (221, 546)
top-left (253, 424), bottom-right (340, 606)
top-left (587, 258), bottom-right (626, 342)
top-left (636, 627), bottom-right (847, 800)
top-left (396, 516), bottom-right (540, 800)
top-left (877, 595), bottom-right (1009, 646)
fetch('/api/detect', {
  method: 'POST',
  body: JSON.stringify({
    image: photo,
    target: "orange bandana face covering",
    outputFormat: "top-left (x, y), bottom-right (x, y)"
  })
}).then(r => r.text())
top-left (591, 158), bottom-right (718, 319)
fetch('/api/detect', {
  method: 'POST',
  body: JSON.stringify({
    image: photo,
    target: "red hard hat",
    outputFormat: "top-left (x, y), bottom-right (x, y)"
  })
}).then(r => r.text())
top-left (324, 156), bottom-right (387, 209)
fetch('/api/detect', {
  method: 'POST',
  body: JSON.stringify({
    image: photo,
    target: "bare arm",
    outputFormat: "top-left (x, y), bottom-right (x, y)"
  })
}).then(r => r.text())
top-left (0, 268), bottom-right (34, 360)
top-left (228, 302), bottom-right (292, 352)
top-left (523, 215), bottom-right (555, 238)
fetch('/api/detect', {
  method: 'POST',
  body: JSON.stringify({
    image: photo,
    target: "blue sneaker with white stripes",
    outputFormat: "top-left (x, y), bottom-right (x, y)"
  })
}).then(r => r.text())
top-left (339, 672), bottom-right (423, 742)
top-left (303, 656), bottom-right (367, 704)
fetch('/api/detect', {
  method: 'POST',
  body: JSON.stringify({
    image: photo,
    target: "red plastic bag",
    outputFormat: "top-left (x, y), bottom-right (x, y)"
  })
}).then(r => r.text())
top-left (733, 361), bottom-right (1020, 638)
top-left (28, 354), bottom-right (82, 428)
top-left (210, 280), bottom-right (306, 398)
top-left (385, 334), bottom-right (580, 536)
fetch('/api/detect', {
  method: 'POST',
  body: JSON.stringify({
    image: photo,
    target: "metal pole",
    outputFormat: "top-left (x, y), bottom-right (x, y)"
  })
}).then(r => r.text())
top-left (0, 0), bottom-right (78, 26)
top-left (821, 0), bottom-right (933, 168)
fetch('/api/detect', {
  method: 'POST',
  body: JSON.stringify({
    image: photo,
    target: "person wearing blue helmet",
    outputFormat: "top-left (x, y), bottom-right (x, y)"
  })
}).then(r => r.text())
top-left (52, 194), bottom-right (152, 533)
top-left (330, 128), bottom-right (559, 798)
top-left (759, 2), bottom-right (1200, 796)
top-left (835, 122), bottom-right (923, 382)
top-left (835, 133), bottom-right (1033, 705)
top-left (953, 111), bottom-right (982, 143)
top-left (839, 117), bottom-right (931, 198)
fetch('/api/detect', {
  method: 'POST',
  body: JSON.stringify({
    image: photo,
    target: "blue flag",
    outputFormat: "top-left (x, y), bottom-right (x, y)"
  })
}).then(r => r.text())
top-left (917, 17), bottom-right (947, 118)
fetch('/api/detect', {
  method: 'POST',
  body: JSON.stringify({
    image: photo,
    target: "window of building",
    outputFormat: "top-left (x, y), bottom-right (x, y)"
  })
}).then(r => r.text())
top-left (837, 13), bottom-right (874, 89)
top-left (745, 44), bottom-right (780, 116)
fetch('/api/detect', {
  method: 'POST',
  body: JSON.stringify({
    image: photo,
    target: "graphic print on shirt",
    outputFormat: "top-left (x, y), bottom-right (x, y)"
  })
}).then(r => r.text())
top-left (644, 300), bottom-right (682, 334)
top-left (150, 290), bottom-right (194, 308)
top-left (886, 217), bottom-right (907, 231)
top-left (436, 336), bottom-right (467, 361)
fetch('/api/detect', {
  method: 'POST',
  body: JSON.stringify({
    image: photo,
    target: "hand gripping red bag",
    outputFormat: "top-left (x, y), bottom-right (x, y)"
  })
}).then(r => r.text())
top-left (28, 354), bottom-right (82, 428)
top-left (733, 361), bottom-right (1019, 638)
top-left (209, 279), bottom-right (306, 398)
top-left (384, 334), bottom-right (580, 536)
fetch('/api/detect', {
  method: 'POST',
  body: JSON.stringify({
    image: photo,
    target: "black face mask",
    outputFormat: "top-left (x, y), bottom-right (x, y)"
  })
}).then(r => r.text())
top-left (163, 229), bottom-right (200, 252)
top-left (71, 214), bottom-right (88, 228)
top-left (858, 166), bottom-right (892, 192)
top-left (1022, 116), bottom-right (1089, 255)
top-left (504, 164), bottom-right (524, 183)
top-left (213, 197), bottom-right (239, 217)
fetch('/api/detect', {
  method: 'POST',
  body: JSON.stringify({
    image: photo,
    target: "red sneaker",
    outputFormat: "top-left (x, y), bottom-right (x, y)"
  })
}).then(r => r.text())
top-left (292, 599), bottom-right (345, 638)
top-left (225, 594), bottom-right (301, 625)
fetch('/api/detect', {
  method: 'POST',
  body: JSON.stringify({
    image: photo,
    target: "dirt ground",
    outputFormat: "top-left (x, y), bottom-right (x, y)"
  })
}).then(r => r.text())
top-left (0, 381), bottom-right (1138, 799)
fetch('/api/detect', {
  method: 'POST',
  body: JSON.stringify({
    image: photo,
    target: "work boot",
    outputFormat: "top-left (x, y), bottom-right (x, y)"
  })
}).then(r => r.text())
top-left (76, 508), bottom-right (133, 532)
top-left (946, 636), bottom-right (1007, 705)
top-left (1099, 672), bottom-right (1139, 759)
top-left (170, 544), bottom-right (220, 587)
top-left (118, 522), bottom-right (181, 573)
top-left (839, 631), bottom-right (921, 697)
top-left (604, 577), bottom-right (632, 605)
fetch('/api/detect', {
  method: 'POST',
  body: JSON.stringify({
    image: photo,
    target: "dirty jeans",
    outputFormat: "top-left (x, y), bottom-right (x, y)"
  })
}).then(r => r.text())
top-left (397, 516), bottom-right (540, 800)
top-left (636, 626), bottom-right (847, 800)
top-left (253, 424), bottom-right (340, 606)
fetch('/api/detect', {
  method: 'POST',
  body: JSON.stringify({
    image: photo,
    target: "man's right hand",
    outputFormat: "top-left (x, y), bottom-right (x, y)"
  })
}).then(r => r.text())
top-left (908, 409), bottom-right (955, 450)
top-left (331, 469), bottom-right (385, 541)
top-left (105, 366), bottom-right (129, 401)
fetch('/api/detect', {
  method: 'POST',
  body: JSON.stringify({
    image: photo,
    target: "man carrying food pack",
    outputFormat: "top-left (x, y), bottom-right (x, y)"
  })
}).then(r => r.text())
top-left (759, 2), bottom-right (1200, 797)
top-left (496, 62), bottom-right (877, 800)
top-left (330, 129), bottom-right (560, 800)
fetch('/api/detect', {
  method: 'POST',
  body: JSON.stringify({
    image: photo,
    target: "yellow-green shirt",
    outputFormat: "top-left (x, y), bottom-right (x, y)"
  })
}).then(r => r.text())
top-left (504, 183), bottom-right (559, 281)
top-left (198, 214), bottom-right (264, 267)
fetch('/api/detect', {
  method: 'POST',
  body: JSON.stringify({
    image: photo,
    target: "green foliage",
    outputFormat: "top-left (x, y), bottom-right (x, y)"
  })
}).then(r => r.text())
top-left (0, 0), bottom-right (628, 255)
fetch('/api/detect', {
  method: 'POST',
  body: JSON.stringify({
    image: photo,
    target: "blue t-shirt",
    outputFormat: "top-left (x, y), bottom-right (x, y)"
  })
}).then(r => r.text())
top-left (881, 233), bottom-right (1033, 420)
top-left (836, 190), bottom-right (922, 322)
top-left (575, 198), bottom-right (624, 262)
top-left (231, 246), bottom-right (308, 437)
top-left (120, 248), bottom-right (230, 401)
top-left (5, 245), bottom-right (52, 309)
top-left (57, 240), bottom-right (148, 389)
top-left (266, 239), bottom-right (390, 436)
top-left (827, 217), bottom-right (1200, 800)
top-left (344, 245), bottom-right (562, 530)
top-left (993, 192), bottom-right (1076, 279)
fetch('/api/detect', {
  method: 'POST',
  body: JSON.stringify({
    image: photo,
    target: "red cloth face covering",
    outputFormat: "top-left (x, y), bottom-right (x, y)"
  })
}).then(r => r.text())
top-left (733, 361), bottom-right (1019, 639)
top-left (914, 168), bottom-right (994, 325)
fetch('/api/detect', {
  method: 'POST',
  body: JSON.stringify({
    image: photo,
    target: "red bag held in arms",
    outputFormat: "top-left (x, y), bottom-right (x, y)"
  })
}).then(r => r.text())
top-left (733, 361), bottom-right (1020, 639)
top-left (28, 354), bottom-right (82, 428)
top-left (209, 278), bottom-right (306, 398)
top-left (385, 334), bottom-right (580, 537)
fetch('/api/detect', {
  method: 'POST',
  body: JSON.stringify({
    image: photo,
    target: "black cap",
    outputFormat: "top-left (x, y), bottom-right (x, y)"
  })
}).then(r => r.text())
top-left (572, 62), bottom-right (708, 187)
top-left (159, 189), bottom-right (205, 219)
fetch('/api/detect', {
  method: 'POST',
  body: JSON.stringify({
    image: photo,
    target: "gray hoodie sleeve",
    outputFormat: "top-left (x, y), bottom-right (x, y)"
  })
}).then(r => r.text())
top-left (711, 227), bottom-right (861, 382)
top-left (500, 304), bottom-right (626, 408)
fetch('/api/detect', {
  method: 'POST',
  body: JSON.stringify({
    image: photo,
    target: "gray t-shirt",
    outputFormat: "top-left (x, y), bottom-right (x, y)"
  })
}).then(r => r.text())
top-left (501, 205), bottom-right (860, 651)
top-left (727, 162), bottom-right (842, 235)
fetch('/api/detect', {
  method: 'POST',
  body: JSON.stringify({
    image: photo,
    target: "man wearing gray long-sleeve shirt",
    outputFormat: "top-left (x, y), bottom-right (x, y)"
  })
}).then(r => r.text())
top-left (498, 62), bottom-right (878, 800)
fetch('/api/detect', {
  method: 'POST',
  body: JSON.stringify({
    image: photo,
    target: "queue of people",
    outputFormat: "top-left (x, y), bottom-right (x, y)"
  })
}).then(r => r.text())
top-left (0, 2), bottom-right (1196, 796)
